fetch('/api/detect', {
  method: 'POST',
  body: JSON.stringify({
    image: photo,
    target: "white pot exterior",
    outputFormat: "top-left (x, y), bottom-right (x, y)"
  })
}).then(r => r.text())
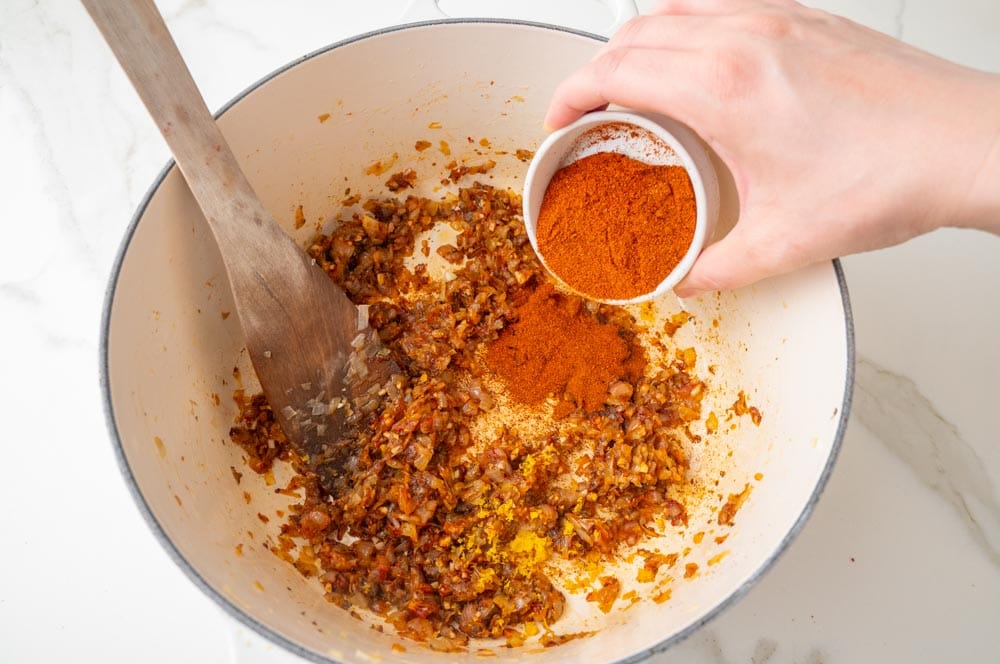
top-left (103, 21), bottom-right (853, 664)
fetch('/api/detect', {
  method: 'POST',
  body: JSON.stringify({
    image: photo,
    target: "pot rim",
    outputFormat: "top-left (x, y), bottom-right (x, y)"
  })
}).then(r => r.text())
top-left (99, 17), bottom-right (855, 664)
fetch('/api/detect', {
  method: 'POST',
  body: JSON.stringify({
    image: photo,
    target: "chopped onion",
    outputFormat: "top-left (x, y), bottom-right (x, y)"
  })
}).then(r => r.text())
top-left (356, 304), bottom-right (370, 331)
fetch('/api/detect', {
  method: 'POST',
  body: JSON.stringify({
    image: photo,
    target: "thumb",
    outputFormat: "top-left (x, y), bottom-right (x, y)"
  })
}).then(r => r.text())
top-left (674, 224), bottom-right (778, 298)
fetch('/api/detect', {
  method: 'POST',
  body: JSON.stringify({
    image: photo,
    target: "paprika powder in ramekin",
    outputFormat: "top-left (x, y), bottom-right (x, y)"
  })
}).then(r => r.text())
top-left (523, 111), bottom-right (720, 304)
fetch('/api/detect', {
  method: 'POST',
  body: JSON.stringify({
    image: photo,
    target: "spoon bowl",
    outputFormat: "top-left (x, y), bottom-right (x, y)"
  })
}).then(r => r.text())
top-left (523, 110), bottom-right (720, 304)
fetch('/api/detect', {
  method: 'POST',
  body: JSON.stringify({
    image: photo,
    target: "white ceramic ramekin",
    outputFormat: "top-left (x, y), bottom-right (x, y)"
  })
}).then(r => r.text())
top-left (523, 110), bottom-right (720, 304)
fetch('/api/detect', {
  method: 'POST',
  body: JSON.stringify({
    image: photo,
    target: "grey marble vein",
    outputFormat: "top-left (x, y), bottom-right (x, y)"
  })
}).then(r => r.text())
top-left (653, 629), bottom-right (732, 664)
top-left (164, 0), bottom-right (271, 54)
top-left (798, 649), bottom-right (825, 664)
top-left (700, 631), bottom-right (731, 664)
top-left (0, 5), bottom-right (100, 278)
top-left (893, 0), bottom-right (907, 39)
top-left (751, 638), bottom-right (779, 663)
top-left (0, 282), bottom-right (39, 305)
top-left (163, 0), bottom-right (207, 20)
top-left (855, 356), bottom-right (1000, 565)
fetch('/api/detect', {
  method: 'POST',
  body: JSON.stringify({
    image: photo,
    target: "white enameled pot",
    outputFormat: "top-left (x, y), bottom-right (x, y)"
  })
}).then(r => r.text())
top-left (101, 9), bottom-right (853, 664)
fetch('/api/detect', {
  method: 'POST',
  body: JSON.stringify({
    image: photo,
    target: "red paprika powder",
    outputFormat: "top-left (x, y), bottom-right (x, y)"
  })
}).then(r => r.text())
top-left (484, 282), bottom-right (646, 417)
top-left (535, 151), bottom-right (696, 301)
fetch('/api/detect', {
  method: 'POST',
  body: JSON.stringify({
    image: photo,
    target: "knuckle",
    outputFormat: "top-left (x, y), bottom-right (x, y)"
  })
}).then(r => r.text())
top-left (650, 0), bottom-right (679, 15)
top-left (741, 12), bottom-right (795, 39)
top-left (707, 47), bottom-right (759, 102)
top-left (594, 47), bottom-right (630, 87)
top-left (611, 15), bottom-right (646, 46)
top-left (745, 222), bottom-right (799, 270)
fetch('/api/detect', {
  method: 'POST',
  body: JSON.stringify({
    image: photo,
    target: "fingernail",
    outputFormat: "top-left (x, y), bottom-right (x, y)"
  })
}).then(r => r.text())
top-left (674, 286), bottom-right (700, 299)
top-left (542, 121), bottom-right (555, 133)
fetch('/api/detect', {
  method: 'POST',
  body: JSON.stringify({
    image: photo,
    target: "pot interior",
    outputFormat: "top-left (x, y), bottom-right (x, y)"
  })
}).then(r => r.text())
top-left (105, 21), bottom-right (851, 664)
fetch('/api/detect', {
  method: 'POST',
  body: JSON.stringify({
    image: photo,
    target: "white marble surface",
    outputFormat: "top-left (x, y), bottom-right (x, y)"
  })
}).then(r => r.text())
top-left (1, 1), bottom-right (998, 662)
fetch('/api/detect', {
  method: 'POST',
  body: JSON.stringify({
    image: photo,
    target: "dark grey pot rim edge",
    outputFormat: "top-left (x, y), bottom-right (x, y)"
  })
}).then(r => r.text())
top-left (98, 17), bottom-right (855, 664)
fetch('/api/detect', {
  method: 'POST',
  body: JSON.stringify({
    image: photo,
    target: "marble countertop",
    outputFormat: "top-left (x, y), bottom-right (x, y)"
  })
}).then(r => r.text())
top-left (1, 1), bottom-right (997, 662)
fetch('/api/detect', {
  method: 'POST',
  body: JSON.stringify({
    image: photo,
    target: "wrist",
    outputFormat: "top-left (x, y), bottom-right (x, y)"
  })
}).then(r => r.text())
top-left (964, 121), bottom-right (1000, 233)
top-left (951, 74), bottom-right (1000, 233)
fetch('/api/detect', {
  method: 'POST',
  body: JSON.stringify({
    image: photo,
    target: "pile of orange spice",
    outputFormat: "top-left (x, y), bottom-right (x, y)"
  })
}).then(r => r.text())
top-left (484, 282), bottom-right (646, 417)
top-left (536, 151), bottom-right (697, 301)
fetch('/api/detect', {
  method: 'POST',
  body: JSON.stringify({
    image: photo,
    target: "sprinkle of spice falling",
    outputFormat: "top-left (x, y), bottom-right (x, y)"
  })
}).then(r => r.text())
top-left (536, 151), bottom-right (697, 301)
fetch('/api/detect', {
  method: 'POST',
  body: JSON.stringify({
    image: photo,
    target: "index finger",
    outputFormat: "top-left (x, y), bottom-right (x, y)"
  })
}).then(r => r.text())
top-left (544, 47), bottom-right (709, 131)
top-left (650, 0), bottom-right (745, 15)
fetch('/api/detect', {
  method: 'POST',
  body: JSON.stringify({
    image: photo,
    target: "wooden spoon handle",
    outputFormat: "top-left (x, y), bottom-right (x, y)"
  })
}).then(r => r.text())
top-left (84, 0), bottom-right (391, 458)
top-left (81, 0), bottom-right (276, 252)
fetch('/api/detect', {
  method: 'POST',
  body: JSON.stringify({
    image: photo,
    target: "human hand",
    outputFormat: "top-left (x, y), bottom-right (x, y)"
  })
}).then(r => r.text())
top-left (545, 0), bottom-right (1000, 297)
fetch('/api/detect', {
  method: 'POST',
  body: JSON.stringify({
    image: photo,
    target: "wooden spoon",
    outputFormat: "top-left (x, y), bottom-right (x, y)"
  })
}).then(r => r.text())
top-left (84, 0), bottom-right (397, 495)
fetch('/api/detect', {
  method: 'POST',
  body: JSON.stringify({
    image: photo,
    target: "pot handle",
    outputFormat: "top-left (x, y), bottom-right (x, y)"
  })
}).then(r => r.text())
top-left (401, 0), bottom-right (639, 36)
top-left (610, 0), bottom-right (641, 32)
